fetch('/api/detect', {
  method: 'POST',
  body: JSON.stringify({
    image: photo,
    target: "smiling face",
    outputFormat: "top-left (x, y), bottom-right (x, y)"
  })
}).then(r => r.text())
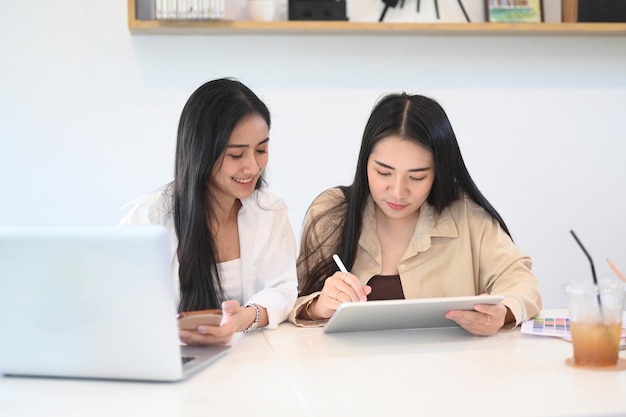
top-left (209, 114), bottom-right (269, 207)
top-left (366, 135), bottom-right (435, 223)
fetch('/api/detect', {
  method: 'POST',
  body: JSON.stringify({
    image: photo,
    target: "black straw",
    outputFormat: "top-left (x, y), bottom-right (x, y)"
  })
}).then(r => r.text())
top-left (570, 230), bottom-right (602, 307)
top-left (570, 230), bottom-right (598, 284)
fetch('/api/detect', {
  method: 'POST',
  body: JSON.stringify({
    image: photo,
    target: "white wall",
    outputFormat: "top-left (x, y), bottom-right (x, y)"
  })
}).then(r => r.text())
top-left (1, 0), bottom-right (625, 309)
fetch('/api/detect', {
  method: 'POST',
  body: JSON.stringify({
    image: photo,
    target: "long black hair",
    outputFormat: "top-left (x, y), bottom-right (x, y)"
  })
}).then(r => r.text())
top-left (173, 78), bottom-right (270, 312)
top-left (298, 93), bottom-right (509, 295)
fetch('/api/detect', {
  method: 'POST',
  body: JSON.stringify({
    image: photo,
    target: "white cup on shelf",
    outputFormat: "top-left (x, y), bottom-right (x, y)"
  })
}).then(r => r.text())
top-left (247, 0), bottom-right (275, 22)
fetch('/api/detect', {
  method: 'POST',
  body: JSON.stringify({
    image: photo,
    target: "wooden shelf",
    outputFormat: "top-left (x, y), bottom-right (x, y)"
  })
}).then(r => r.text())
top-left (127, 2), bottom-right (626, 36)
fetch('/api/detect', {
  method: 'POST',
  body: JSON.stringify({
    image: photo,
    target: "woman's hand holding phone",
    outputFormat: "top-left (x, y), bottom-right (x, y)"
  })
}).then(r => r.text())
top-left (177, 308), bottom-right (223, 331)
top-left (178, 301), bottom-right (244, 345)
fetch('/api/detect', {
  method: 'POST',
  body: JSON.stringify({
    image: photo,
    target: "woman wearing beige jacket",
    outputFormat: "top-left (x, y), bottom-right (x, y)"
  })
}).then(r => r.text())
top-left (290, 93), bottom-right (542, 336)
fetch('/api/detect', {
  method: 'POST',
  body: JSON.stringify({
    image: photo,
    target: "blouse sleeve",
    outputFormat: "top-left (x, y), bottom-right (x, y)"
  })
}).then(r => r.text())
top-left (245, 202), bottom-right (299, 329)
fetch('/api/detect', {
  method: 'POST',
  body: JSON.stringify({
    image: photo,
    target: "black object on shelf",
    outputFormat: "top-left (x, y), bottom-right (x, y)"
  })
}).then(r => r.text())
top-left (578, 0), bottom-right (626, 23)
top-left (380, 0), bottom-right (470, 23)
top-left (288, 0), bottom-right (348, 21)
top-left (379, 0), bottom-right (401, 22)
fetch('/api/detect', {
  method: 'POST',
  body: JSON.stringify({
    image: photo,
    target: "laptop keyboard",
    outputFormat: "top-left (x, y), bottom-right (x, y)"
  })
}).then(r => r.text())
top-left (182, 356), bottom-right (195, 365)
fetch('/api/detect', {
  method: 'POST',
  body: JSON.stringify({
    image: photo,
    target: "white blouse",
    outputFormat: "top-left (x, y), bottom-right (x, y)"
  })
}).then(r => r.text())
top-left (118, 186), bottom-right (298, 329)
top-left (219, 258), bottom-right (243, 304)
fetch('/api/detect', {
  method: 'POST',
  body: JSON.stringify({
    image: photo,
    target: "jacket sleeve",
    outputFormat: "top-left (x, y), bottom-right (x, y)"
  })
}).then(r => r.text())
top-left (296, 188), bottom-right (345, 295)
top-left (287, 292), bottom-right (328, 327)
top-left (288, 188), bottom-right (345, 327)
top-left (469, 203), bottom-right (543, 326)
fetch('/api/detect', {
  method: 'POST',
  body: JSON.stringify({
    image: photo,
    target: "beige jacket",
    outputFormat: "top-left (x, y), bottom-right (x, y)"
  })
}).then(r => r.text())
top-left (289, 187), bottom-right (542, 327)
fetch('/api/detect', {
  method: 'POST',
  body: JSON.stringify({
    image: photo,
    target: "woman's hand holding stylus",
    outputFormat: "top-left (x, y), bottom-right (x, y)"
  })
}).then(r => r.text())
top-left (311, 271), bottom-right (371, 320)
top-left (309, 254), bottom-right (371, 319)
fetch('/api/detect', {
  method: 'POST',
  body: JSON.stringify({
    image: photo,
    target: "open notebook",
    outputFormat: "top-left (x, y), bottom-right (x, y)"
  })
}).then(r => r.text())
top-left (0, 226), bottom-right (228, 382)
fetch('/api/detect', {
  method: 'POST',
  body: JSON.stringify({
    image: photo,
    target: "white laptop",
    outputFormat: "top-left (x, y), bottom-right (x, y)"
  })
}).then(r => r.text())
top-left (324, 294), bottom-right (504, 333)
top-left (0, 225), bottom-right (228, 382)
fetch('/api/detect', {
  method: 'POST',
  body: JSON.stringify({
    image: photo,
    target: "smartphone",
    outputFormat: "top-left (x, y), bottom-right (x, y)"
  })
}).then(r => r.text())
top-left (177, 308), bottom-right (222, 330)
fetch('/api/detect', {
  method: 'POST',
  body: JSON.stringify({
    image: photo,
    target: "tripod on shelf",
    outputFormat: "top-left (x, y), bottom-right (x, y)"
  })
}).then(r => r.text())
top-left (379, 0), bottom-right (470, 23)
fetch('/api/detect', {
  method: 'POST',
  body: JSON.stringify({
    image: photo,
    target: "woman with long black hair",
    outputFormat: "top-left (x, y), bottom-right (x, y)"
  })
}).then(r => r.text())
top-left (121, 78), bottom-right (297, 345)
top-left (290, 93), bottom-right (541, 336)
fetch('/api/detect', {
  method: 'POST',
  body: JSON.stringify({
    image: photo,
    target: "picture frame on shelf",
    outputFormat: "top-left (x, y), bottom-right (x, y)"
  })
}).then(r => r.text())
top-left (485, 0), bottom-right (544, 23)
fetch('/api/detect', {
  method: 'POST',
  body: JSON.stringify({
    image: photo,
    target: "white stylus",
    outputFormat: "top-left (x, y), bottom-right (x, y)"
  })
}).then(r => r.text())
top-left (332, 253), bottom-right (348, 273)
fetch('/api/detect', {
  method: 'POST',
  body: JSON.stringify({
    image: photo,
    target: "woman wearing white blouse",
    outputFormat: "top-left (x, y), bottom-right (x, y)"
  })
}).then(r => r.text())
top-left (120, 78), bottom-right (297, 345)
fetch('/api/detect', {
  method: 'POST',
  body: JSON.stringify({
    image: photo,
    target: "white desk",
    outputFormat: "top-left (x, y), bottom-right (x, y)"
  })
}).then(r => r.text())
top-left (2, 310), bottom-right (625, 417)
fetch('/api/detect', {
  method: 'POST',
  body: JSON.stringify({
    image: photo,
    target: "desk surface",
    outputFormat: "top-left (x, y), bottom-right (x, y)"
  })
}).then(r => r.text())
top-left (2, 310), bottom-right (625, 417)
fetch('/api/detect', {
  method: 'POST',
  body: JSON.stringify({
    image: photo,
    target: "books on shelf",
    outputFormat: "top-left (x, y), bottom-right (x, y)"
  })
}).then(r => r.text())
top-left (136, 0), bottom-right (225, 21)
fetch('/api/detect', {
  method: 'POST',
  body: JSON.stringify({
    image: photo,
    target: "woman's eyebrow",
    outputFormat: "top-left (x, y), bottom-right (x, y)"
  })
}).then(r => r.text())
top-left (373, 159), bottom-right (430, 172)
top-left (228, 137), bottom-right (270, 149)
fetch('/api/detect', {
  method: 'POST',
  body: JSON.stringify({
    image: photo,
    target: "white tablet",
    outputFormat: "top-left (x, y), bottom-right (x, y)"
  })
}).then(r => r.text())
top-left (323, 294), bottom-right (505, 334)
